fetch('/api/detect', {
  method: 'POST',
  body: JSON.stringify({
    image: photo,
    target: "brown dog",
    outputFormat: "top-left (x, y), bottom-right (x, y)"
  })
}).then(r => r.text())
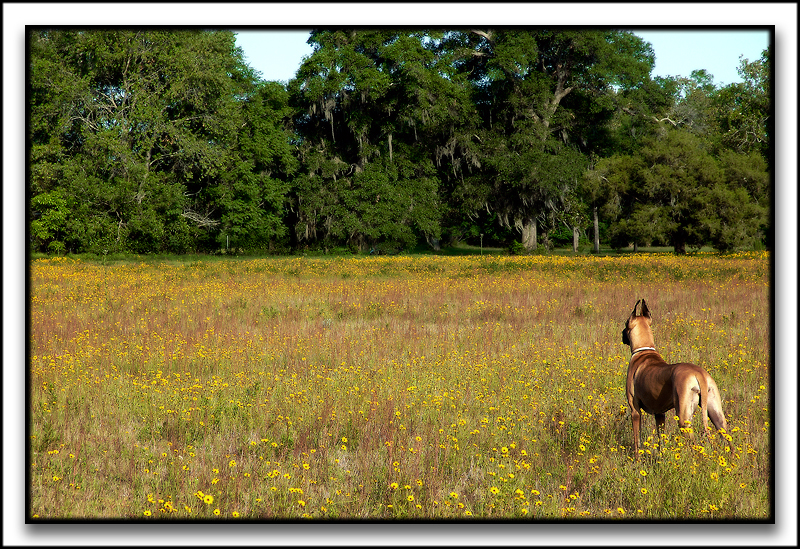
top-left (622, 299), bottom-right (727, 454)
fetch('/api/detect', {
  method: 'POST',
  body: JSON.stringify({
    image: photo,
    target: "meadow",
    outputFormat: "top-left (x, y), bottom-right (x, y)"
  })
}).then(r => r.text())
top-left (28, 252), bottom-right (771, 520)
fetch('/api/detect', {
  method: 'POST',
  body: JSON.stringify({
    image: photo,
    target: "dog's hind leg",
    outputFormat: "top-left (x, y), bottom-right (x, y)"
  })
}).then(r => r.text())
top-left (676, 382), bottom-right (700, 439)
top-left (706, 377), bottom-right (728, 432)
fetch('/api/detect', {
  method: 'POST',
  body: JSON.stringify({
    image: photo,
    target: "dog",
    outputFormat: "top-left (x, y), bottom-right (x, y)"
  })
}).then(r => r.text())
top-left (622, 299), bottom-right (727, 454)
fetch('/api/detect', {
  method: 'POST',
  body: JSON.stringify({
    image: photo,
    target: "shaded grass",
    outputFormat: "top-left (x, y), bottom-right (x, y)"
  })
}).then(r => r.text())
top-left (29, 253), bottom-right (770, 520)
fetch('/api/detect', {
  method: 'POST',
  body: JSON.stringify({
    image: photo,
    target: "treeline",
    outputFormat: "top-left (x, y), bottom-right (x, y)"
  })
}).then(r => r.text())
top-left (28, 29), bottom-right (771, 255)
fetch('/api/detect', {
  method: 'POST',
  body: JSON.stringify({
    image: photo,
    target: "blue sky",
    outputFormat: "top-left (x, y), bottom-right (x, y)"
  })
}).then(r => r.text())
top-left (235, 29), bottom-right (769, 87)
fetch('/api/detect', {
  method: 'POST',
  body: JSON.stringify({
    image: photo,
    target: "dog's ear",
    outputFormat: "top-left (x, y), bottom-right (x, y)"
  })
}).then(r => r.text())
top-left (631, 299), bottom-right (640, 318)
top-left (640, 299), bottom-right (651, 319)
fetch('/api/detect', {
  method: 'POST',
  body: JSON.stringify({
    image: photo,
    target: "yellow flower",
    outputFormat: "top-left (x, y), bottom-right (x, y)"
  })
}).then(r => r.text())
top-left (213, 508), bottom-right (221, 516)
top-left (204, 494), bottom-right (214, 505)
top-left (639, 469), bottom-right (647, 477)
top-left (407, 495), bottom-right (414, 502)
top-left (229, 459), bottom-right (236, 468)
top-left (617, 507), bottom-right (625, 515)
top-left (710, 472), bottom-right (719, 481)
top-left (450, 492), bottom-right (458, 499)
top-left (490, 486), bottom-right (500, 495)
top-left (641, 488), bottom-right (648, 495)
top-left (298, 500), bottom-right (306, 507)
top-left (390, 482), bottom-right (398, 490)
top-left (143, 510), bottom-right (152, 517)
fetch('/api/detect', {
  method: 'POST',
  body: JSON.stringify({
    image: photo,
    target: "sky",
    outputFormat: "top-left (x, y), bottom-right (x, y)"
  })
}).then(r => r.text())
top-left (235, 29), bottom-right (770, 86)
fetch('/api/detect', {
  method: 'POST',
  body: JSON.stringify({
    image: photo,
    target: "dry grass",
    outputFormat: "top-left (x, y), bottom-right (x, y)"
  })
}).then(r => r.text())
top-left (28, 252), bottom-right (770, 520)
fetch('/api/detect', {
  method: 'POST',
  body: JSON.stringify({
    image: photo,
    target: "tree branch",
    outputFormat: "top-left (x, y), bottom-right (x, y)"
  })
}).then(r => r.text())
top-left (470, 29), bottom-right (494, 44)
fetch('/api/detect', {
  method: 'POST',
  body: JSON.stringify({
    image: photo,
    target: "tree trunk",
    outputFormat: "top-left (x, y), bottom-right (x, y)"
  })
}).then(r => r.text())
top-left (593, 205), bottom-right (600, 253)
top-left (672, 235), bottom-right (687, 255)
top-left (521, 217), bottom-right (537, 251)
top-left (573, 227), bottom-right (579, 252)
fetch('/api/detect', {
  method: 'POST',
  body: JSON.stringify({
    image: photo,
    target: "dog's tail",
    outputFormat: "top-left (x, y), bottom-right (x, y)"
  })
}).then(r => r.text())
top-left (695, 373), bottom-right (711, 435)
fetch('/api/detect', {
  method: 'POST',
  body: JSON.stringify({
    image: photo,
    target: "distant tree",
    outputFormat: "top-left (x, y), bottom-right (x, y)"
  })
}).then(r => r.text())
top-left (211, 81), bottom-right (298, 251)
top-left (591, 129), bottom-right (767, 253)
top-left (713, 48), bottom-right (771, 159)
top-left (288, 30), bottom-right (473, 251)
top-left (444, 29), bottom-right (655, 251)
top-left (29, 29), bottom-right (292, 254)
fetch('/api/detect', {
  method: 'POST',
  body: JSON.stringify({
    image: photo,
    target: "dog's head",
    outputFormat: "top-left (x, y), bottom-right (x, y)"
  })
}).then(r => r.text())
top-left (622, 298), bottom-right (652, 346)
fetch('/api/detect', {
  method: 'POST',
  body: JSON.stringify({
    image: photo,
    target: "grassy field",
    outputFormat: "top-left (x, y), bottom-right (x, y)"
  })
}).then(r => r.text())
top-left (28, 252), bottom-right (771, 520)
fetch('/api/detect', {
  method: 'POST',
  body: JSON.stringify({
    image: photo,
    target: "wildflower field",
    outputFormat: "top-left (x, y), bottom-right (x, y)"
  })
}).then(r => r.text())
top-left (28, 252), bottom-right (771, 520)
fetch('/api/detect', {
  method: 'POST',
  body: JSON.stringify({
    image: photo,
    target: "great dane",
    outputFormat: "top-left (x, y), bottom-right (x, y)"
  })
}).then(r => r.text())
top-left (622, 299), bottom-right (727, 454)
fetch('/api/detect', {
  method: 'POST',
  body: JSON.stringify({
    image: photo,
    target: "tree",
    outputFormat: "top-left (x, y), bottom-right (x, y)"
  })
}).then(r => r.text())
top-left (591, 129), bottom-right (767, 253)
top-left (713, 48), bottom-right (771, 159)
top-left (29, 29), bottom-right (292, 254)
top-left (212, 81), bottom-right (298, 251)
top-left (702, 148), bottom-right (769, 251)
top-left (288, 30), bottom-right (473, 251)
top-left (445, 29), bottom-right (655, 250)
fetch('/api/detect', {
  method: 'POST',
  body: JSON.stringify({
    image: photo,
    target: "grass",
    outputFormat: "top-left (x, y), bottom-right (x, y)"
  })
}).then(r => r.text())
top-left (28, 252), bottom-right (771, 520)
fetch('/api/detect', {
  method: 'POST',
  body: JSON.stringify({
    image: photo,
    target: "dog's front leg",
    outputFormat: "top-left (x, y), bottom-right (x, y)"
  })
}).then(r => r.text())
top-left (630, 407), bottom-right (641, 455)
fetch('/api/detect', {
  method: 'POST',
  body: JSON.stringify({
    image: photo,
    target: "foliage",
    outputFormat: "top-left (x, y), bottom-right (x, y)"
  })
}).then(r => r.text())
top-left (589, 130), bottom-right (768, 253)
top-left (443, 30), bottom-right (655, 250)
top-left (287, 30), bottom-right (473, 250)
top-left (28, 30), bottom-right (771, 255)
top-left (28, 30), bottom-right (294, 254)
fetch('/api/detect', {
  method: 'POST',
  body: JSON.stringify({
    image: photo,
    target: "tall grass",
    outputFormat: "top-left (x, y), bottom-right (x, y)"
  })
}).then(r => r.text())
top-left (29, 252), bottom-right (770, 520)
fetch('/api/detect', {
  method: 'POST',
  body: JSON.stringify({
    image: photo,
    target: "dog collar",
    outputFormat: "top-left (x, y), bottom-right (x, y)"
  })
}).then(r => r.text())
top-left (631, 346), bottom-right (655, 356)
